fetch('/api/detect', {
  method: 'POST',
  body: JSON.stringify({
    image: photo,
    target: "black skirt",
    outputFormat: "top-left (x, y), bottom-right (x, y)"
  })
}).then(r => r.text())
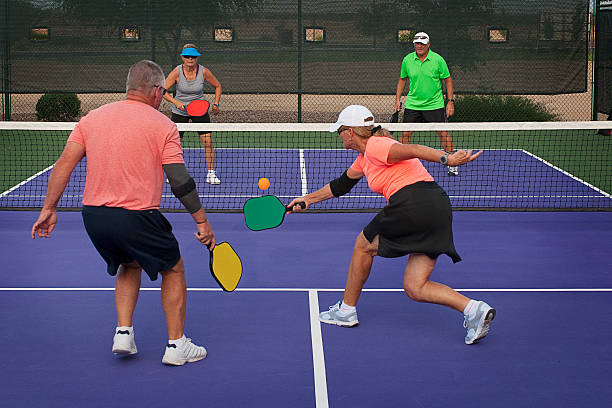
top-left (362, 181), bottom-right (461, 263)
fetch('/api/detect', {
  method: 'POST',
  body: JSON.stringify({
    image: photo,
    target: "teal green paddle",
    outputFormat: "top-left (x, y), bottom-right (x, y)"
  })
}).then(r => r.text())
top-left (243, 195), bottom-right (305, 231)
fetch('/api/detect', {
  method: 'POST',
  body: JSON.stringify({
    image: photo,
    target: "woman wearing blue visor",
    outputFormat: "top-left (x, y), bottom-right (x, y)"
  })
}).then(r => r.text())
top-left (164, 44), bottom-right (223, 184)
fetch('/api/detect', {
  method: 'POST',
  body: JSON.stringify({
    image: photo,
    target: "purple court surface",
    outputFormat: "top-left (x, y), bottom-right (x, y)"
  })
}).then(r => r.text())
top-left (1, 210), bottom-right (611, 408)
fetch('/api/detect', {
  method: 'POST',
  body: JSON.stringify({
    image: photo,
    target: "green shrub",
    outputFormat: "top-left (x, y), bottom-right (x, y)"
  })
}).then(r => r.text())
top-left (450, 95), bottom-right (559, 122)
top-left (36, 93), bottom-right (81, 121)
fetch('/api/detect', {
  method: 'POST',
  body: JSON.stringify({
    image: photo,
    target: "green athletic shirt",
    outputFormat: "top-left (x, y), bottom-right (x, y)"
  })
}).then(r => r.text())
top-left (400, 50), bottom-right (450, 110)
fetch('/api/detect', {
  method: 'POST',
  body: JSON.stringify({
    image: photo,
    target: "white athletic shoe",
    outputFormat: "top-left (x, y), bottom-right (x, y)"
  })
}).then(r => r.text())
top-left (162, 338), bottom-right (207, 366)
top-left (319, 300), bottom-right (359, 327)
top-left (464, 301), bottom-right (496, 345)
top-left (448, 166), bottom-right (459, 176)
top-left (112, 327), bottom-right (137, 355)
top-left (206, 170), bottom-right (221, 185)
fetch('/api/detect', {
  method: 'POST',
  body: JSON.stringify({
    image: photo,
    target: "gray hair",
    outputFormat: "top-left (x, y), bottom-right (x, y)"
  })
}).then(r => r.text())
top-left (126, 60), bottom-right (165, 92)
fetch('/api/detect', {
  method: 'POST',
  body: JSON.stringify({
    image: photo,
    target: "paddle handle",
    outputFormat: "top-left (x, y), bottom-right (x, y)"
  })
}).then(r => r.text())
top-left (285, 201), bottom-right (306, 212)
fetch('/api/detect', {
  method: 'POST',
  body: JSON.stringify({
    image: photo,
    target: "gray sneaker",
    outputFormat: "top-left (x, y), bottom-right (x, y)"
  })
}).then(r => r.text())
top-left (463, 301), bottom-right (496, 345)
top-left (319, 300), bottom-right (359, 327)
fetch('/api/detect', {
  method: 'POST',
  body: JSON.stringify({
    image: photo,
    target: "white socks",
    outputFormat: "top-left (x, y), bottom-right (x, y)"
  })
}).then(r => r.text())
top-left (338, 301), bottom-right (356, 316)
top-left (168, 334), bottom-right (186, 346)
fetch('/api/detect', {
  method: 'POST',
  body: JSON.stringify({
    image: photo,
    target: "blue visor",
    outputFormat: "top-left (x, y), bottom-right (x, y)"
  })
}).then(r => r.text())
top-left (180, 47), bottom-right (201, 57)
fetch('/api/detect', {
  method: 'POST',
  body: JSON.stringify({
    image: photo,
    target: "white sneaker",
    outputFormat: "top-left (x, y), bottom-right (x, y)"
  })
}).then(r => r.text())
top-left (206, 170), bottom-right (221, 184)
top-left (448, 166), bottom-right (459, 176)
top-left (463, 301), bottom-right (496, 345)
top-left (319, 300), bottom-right (359, 327)
top-left (112, 327), bottom-right (137, 355)
top-left (162, 337), bottom-right (207, 366)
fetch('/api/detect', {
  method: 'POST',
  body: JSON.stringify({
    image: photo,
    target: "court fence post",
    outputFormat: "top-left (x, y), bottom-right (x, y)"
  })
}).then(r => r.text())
top-left (149, 0), bottom-right (156, 62)
top-left (593, 1), bottom-right (599, 120)
top-left (297, 0), bottom-right (302, 123)
top-left (2, 0), bottom-right (10, 121)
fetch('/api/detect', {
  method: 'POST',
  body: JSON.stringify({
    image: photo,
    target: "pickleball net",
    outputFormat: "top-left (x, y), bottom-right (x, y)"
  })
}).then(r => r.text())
top-left (1, 121), bottom-right (611, 210)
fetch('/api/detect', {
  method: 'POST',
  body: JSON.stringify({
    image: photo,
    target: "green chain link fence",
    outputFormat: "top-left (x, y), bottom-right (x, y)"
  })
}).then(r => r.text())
top-left (1, 0), bottom-right (602, 122)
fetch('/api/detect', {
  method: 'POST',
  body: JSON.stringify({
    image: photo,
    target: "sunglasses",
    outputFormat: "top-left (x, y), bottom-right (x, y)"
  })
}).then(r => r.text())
top-left (182, 55), bottom-right (198, 59)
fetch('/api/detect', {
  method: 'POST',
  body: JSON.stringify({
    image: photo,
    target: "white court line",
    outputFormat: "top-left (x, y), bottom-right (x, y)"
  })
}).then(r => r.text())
top-left (309, 290), bottom-right (329, 408)
top-left (1, 287), bottom-right (611, 292)
top-left (299, 149), bottom-right (308, 196)
top-left (521, 149), bottom-right (612, 199)
top-left (0, 165), bottom-right (53, 198)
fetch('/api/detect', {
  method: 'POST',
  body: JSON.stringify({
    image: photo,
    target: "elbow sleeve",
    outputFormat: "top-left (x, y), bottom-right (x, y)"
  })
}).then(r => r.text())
top-left (329, 171), bottom-right (360, 197)
top-left (163, 163), bottom-right (202, 213)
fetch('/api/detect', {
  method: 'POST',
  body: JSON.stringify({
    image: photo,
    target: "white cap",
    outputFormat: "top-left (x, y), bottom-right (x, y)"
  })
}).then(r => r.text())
top-left (329, 105), bottom-right (376, 132)
top-left (413, 32), bottom-right (430, 44)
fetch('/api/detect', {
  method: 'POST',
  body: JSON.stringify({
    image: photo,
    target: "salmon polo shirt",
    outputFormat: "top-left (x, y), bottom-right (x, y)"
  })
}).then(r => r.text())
top-left (67, 100), bottom-right (183, 210)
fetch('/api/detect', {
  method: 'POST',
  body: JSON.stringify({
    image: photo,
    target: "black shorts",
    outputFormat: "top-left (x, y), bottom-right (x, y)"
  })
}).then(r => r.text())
top-left (82, 206), bottom-right (181, 281)
top-left (403, 107), bottom-right (447, 123)
top-left (362, 182), bottom-right (461, 262)
top-left (171, 112), bottom-right (211, 139)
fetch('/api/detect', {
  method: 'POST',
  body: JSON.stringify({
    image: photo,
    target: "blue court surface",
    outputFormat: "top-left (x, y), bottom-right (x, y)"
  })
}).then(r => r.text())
top-left (1, 210), bottom-right (611, 408)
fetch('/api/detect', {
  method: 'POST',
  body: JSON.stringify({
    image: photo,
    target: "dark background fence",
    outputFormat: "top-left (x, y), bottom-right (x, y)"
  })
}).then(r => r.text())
top-left (1, 0), bottom-right (604, 122)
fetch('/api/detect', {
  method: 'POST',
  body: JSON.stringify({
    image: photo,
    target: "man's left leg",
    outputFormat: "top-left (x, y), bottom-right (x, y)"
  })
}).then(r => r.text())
top-left (112, 261), bottom-right (142, 355)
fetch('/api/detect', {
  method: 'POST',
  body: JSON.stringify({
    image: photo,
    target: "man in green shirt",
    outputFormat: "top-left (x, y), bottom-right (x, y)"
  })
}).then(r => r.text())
top-left (395, 32), bottom-right (458, 176)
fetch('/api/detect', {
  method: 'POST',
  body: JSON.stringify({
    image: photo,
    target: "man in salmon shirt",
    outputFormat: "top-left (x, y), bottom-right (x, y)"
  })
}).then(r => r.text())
top-left (31, 60), bottom-right (214, 365)
top-left (287, 105), bottom-right (496, 345)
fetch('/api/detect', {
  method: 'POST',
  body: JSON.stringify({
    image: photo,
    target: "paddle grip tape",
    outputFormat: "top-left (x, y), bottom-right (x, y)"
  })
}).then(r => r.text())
top-left (329, 171), bottom-right (359, 197)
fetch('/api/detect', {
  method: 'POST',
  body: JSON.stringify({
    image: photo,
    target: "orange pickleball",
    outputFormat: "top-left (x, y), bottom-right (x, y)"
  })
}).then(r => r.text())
top-left (258, 177), bottom-right (270, 190)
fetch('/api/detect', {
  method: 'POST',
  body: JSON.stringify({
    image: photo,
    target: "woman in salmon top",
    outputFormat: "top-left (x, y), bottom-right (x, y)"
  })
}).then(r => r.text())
top-left (287, 105), bottom-right (495, 345)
